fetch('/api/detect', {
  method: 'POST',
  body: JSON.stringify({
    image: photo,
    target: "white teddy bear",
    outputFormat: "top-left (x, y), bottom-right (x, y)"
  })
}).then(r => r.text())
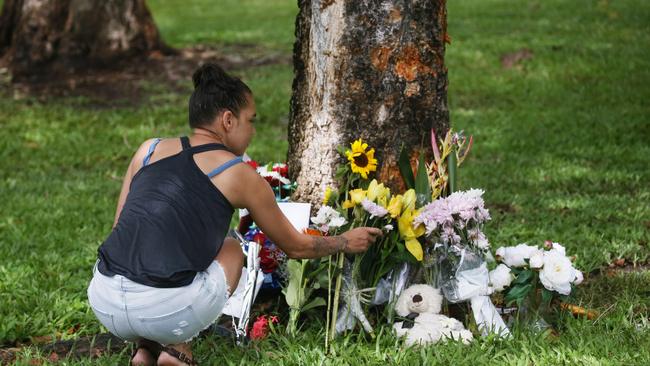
top-left (393, 284), bottom-right (473, 346)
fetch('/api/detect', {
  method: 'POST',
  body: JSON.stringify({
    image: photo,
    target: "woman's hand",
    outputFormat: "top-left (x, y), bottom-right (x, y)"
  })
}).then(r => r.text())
top-left (340, 227), bottom-right (383, 254)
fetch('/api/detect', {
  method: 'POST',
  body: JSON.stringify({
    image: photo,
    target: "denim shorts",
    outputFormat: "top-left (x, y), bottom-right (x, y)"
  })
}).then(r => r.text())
top-left (87, 260), bottom-right (230, 346)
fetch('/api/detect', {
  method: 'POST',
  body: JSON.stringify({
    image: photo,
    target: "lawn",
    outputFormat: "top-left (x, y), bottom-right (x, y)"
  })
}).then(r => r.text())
top-left (0, 0), bottom-right (649, 364)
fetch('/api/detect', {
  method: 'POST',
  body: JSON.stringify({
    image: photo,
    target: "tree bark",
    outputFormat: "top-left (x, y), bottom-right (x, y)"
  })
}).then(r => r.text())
top-left (288, 0), bottom-right (450, 207)
top-left (0, 0), bottom-right (171, 80)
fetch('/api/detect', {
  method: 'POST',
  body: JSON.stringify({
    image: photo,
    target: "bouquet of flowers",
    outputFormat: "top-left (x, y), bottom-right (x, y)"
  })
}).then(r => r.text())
top-left (254, 162), bottom-right (295, 201)
top-left (309, 138), bottom-right (426, 348)
top-left (414, 188), bottom-right (492, 295)
top-left (490, 241), bottom-right (584, 330)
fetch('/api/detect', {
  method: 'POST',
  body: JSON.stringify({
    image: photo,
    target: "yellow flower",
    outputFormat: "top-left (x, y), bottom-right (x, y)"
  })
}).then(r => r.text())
top-left (345, 139), bottom-right (378, 179)
top-left (387, 195), bottom-right (403, 218)
top-left (366, 179), bottom-right (380, 202)
top-left (402, 189), bottom-right (416, 212)
top-left (405, 238), bottom-right (423, 261)
top-left (377, 190), bottom-right (389, 208)
top-left (342, 200), bottom-right (355, 209)
top-left (349, 189), bottom-right (366, 205)
top-left (378, 186), bottom-right (390, 203)
top-left (398, 208), bottom-right (425, 239)
top-left (323, 186), bottom-right (332, 205)
top-left (414, 220), bottom-right (425, 238)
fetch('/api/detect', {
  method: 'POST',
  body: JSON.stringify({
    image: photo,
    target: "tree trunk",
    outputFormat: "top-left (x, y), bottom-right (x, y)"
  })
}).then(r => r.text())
top-left (288, 0), bottom-right (450, 207)
top-left (0, 0), bottom-right (171, 80)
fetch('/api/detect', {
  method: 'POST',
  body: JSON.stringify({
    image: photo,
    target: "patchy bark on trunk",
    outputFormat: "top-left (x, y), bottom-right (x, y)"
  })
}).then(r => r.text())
top-left (288, 0), bottom-right (450, 207)
top-left (0, 0), bottom-right (172, 80)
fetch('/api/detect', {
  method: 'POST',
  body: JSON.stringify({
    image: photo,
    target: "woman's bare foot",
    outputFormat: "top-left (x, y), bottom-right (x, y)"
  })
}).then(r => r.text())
top-left (157, 343), bottom-right (195, 366)
top-left (131, 339), bottom-right (160, 366)
top-left (131, 347), bottom-right (155, 366)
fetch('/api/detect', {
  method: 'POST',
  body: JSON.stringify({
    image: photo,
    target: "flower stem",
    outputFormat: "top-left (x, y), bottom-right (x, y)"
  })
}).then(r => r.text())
top-left (329, 252), bottom-right (345, 344)
top-left (325, 255), bottom-right (332, 352)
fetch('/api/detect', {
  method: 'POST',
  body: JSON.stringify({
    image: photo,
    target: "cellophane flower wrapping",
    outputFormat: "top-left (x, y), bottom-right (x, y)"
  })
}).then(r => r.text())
top-left (243, 227), bottom-right (286, 289)
top-left (414, 189), bottom-right (492, 302)
top-left (237, 159), bottom-right (296, 291)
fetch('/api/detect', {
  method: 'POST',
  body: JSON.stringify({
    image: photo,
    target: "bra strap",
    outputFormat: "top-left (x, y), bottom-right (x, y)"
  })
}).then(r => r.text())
top-left (142, 138), bottom-right (161, 167)
top-left (207, 156), bottom-right (243, 178)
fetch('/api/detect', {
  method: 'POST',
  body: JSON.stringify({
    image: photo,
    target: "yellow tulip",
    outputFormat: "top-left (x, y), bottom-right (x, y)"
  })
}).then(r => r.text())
top-left (342, 200), bottom-right (355, 209)
top-left (366, 179), bottom-right (380, 202)
top-left (387, 195), bottom-right (403, 218)
top-left (403, 189), bottom-right (416, 211)
top-left (405, 238), bottom-right (423, 261)
top-left (378, 185), bottom-right (390, 203)
top-left (349, 188), bottom-right (366, 205)
top-left (377, 193), bottom-right (388, 208)
top-left (323, 186), bottom-right (332, 205)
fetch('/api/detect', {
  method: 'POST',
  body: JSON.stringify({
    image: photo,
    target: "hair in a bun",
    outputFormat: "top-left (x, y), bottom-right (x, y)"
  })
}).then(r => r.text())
top-left (189, 63), bottom-right (252, 128)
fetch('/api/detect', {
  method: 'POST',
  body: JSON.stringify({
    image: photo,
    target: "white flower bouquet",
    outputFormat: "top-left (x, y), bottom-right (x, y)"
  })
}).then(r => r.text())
top-left (490, 241), bottom-right (584, 329)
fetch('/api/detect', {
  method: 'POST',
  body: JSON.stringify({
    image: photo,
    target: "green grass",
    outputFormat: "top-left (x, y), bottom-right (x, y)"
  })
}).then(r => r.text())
top-left (148, 0), bottom-right (298, 51)
top-left (1, 0), bottom-right (649, 364)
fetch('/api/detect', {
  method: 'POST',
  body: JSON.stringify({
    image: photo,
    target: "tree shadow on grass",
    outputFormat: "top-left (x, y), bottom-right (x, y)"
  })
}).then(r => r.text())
top-left (0, 43), bottom-right (290, 109)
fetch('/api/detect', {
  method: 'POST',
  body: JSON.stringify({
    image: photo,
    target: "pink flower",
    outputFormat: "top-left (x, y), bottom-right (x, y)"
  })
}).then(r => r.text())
top-left (361, 199), bottom-right (388, 218)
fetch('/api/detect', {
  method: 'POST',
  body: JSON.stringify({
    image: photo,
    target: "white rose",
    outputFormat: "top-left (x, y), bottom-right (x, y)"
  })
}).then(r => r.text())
top-left (573, 270), bottom-right (584, 285)
top-left (552, 242), bottom-right (566, 255)
top-left (539, 250), bottom-right (575, 295)
top-left (529, 250), bottom-right (544, 269)
top-left (496, 244), bottom-right (539, 267)
top-left (489, 264), bottom-right (514, 292)
top-left (495, 246), bottom-right (505, 258)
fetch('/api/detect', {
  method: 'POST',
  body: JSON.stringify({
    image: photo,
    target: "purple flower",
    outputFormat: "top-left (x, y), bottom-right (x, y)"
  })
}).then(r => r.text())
top-left (361, 199), bottom-right (388, 218)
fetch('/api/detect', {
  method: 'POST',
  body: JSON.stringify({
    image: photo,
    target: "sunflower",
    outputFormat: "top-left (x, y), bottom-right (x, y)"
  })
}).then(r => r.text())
top-left (345, 139), bottom-right (378, 179)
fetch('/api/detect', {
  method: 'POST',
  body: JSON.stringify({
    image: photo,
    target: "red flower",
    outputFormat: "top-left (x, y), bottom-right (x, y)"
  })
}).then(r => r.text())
top-left (263, 175), bottom-right (280, 185)
top-left (250, 315), bottom-right (279, 340)
top-left (246, 160), bottom-right (259, 170)
top-left (259, 246), bottom-right (278, 273)
top-left (272, 163), bottom-right (288, 177)
top-left (253, 232), bottom-right (266, 245)
top-left (237, 215), bottom-right (254, 235)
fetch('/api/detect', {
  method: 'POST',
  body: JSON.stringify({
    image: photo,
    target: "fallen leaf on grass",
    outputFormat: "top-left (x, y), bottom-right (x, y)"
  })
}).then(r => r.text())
top-left (560, 303), bottom-right (599, 320)
top-left (501, 48), bottom-right (534, 69)
top-left (67, 323), bottom-right (81, 335)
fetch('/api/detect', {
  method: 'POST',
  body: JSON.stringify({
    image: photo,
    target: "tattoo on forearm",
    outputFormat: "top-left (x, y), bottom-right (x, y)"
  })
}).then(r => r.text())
top-left (334, 236), bottom-right (348, 253)
top-left (312, 236), bottom-right (348, 257)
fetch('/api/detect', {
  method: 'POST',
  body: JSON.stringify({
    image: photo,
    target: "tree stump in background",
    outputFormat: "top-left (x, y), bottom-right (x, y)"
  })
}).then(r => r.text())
top-left (288, 0), bottom-right (450, 207)
top-left (0, 0), bottom-right (173, 81)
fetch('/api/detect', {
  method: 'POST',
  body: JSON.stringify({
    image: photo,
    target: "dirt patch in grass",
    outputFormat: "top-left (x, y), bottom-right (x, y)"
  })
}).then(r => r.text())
top-left (0, 44), bottom-right (291, 108)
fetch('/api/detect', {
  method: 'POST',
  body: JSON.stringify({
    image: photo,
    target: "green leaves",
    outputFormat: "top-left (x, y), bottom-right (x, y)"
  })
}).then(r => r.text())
top-left (398, 146), bottom-right (415, 189)
top-left (447, 152), bottom-right (457, 194)
top-left (513, 269), bottom-right (534, 285)
top-left (301, 297), bottom-right (326, 312)
top-left (414, 153), bottom-right (432, 206)
top-left (505, 283), bottom-right (533, 307)
top-left (398, 146), bottom-right (432, 205)
top-left (541, 288), bottom-right (554, 308)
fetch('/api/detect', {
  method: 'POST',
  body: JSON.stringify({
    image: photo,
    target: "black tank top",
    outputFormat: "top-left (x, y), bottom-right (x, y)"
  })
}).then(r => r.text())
top-left (97, 136), bottom-right (242, 288)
